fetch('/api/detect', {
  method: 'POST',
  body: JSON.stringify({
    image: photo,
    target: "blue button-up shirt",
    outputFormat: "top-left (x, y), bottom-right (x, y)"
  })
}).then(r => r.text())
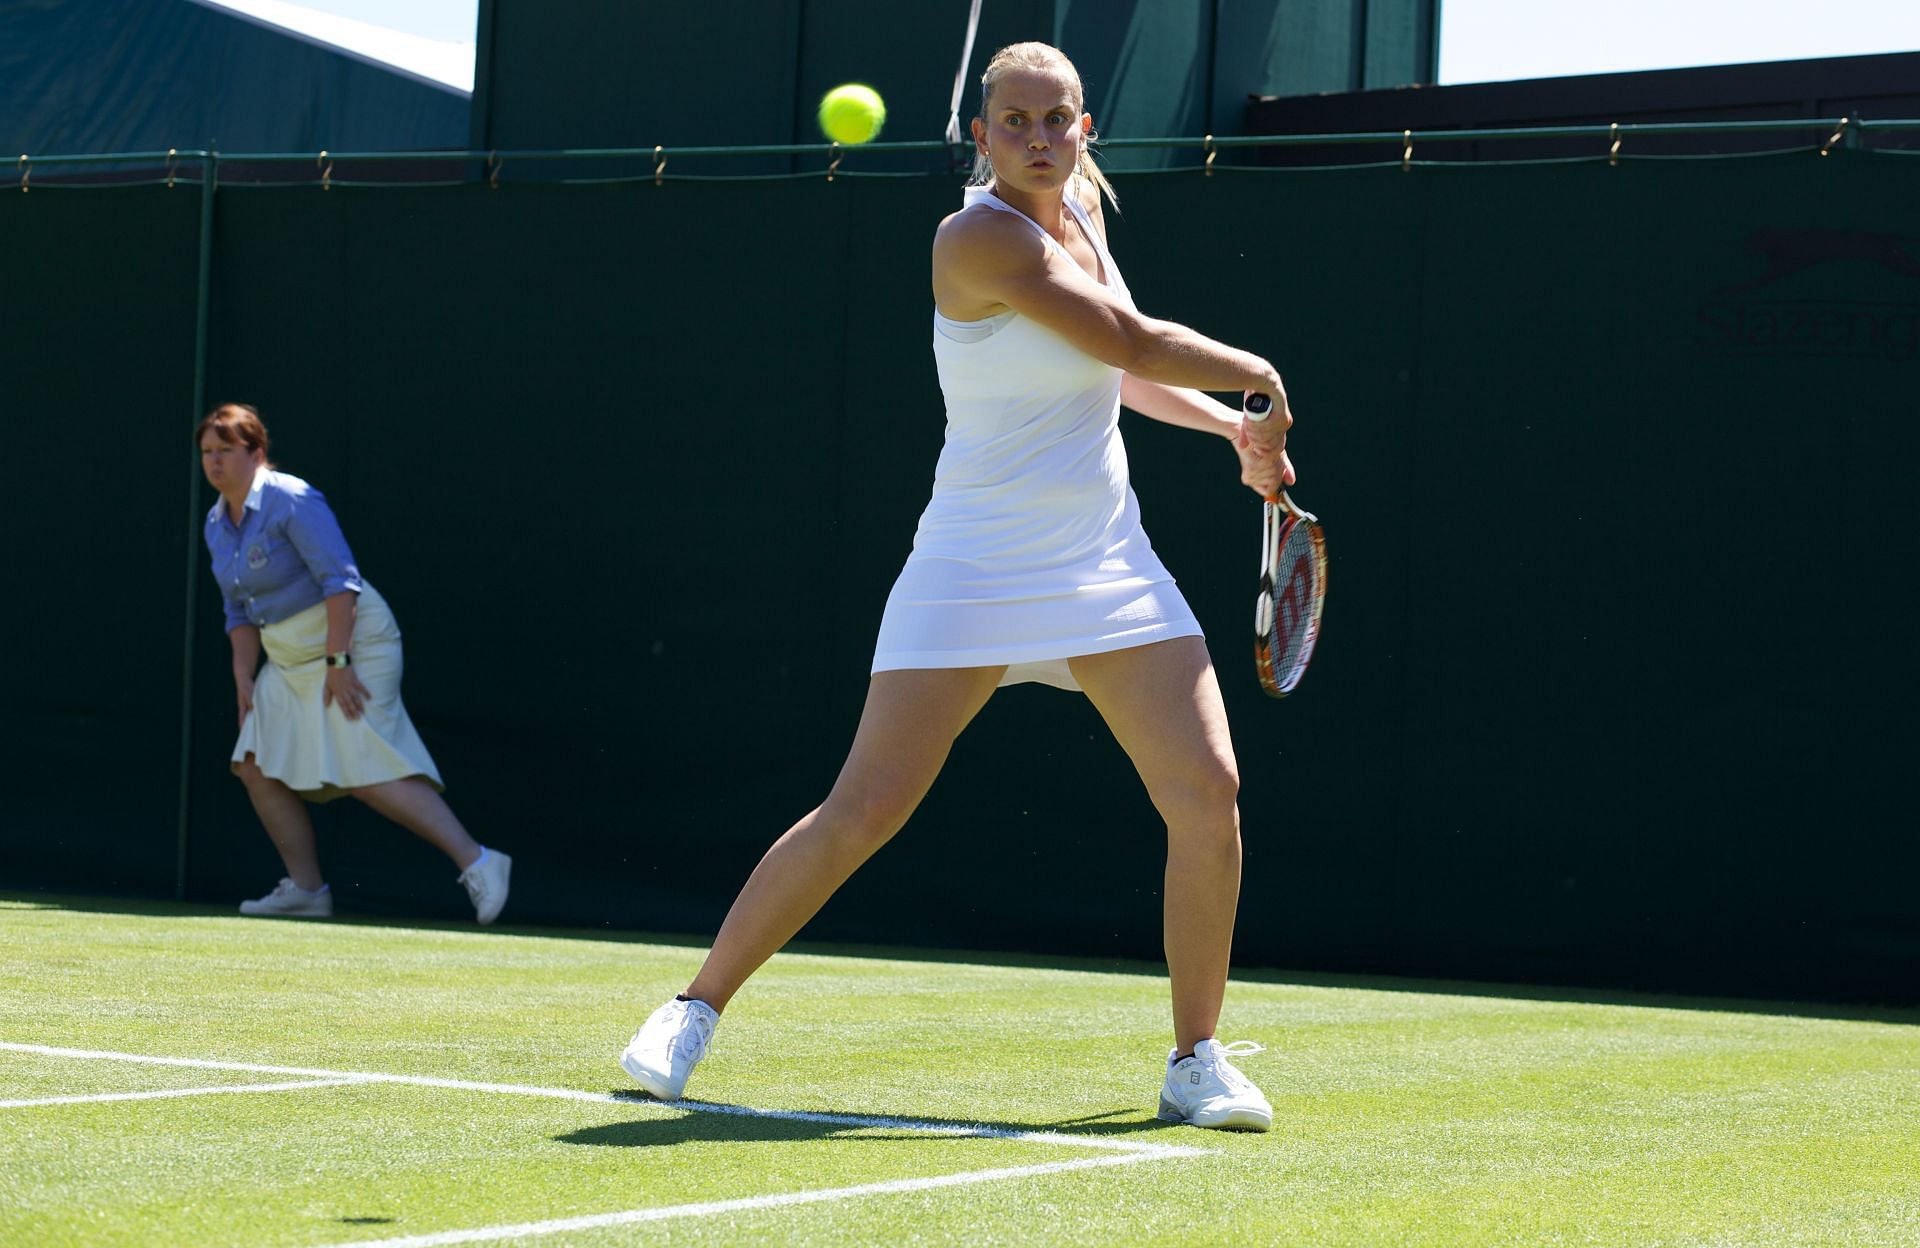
top-left (203, 469), bottom-right (363, 632)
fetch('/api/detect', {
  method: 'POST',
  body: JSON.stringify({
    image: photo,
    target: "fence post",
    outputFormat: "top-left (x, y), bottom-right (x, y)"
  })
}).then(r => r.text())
top-left (175, 146), bottom-right (218, 901)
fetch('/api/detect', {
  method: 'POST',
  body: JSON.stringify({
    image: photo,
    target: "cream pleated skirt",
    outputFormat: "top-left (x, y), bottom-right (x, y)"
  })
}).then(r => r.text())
top-left (231, 583), bottom-right (444, 803)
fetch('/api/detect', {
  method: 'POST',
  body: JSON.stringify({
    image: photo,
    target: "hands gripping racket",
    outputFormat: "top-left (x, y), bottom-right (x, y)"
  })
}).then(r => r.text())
top-left (1246, 393), bottom-right (1327, 698)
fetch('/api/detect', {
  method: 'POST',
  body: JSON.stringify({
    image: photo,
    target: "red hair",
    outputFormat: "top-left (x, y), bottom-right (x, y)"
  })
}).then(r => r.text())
top-left (196, 403), bottom-right (271, 462)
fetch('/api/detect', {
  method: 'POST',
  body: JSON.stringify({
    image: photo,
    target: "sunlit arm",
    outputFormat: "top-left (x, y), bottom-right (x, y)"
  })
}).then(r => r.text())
top-left (1119, 375), bottom-right (1242, 439)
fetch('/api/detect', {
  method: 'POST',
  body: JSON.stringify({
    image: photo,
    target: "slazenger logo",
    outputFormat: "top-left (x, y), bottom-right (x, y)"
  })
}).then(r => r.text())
top-left (1698, 228), bottom-right (1920, 362)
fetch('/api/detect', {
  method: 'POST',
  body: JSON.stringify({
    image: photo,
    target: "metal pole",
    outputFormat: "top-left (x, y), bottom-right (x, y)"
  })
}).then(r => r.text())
top-left (175, 147), bottom-right (218, 901)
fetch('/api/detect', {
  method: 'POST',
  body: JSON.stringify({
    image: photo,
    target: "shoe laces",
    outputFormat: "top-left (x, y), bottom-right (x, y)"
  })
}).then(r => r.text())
top-left (1205, 1040), bottom-right (1265, 1092)
top-left (674, 1003), bottom-right (714, 1064)
top-left (459, 864), bottom-right (490, 905)
top-left (269, 878), bottom-right (300, 898)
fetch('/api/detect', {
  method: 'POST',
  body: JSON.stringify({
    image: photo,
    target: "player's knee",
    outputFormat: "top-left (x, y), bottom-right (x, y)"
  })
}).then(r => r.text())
top-left (1156, 759), bottom-right (1240, 828)
top-left (819, 785), bottom-right (916, 855)
top-left (1207, 758), bottom-right (1242, 810)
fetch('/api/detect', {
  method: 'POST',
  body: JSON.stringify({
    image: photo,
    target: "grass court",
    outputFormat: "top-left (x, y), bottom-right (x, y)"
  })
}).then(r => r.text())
top-left (3, 895), bottom-right (1916, 1245)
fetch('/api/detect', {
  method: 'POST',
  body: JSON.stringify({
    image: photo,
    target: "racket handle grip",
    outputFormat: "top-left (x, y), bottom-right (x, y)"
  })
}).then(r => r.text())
top-left (1244, 392), bottom-right (1274, 422)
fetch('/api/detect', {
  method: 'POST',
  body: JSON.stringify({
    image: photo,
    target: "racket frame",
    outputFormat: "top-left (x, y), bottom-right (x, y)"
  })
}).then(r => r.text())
top-left (1254, 490), bottom-right (1326, 698)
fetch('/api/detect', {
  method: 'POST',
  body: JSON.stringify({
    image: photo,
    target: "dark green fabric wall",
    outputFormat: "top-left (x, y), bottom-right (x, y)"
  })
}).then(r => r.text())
top-left (0, 187), bottom-right (200, 892)
top-left (472, 1), bottom-right (1439, 168)
top-left (2, 153), bottom-right (1913, 1001)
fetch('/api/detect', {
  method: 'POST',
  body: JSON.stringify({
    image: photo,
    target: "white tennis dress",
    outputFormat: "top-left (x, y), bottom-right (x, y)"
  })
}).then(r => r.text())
top-left (870, 184), bottom-right (1203, 693)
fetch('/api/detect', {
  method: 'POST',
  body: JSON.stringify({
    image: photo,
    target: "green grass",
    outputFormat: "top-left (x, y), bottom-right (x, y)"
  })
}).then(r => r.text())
top-left (2, 895), bottom-right (1916, 1246)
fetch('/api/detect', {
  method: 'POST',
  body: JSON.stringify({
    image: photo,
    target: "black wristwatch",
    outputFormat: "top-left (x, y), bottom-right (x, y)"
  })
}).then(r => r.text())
top-left (325, 651), bottom-right (353, 668)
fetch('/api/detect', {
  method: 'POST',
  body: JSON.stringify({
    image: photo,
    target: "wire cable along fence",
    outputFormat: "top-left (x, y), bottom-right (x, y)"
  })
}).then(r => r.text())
top-left (15, 117), bottom-right (1920, 191)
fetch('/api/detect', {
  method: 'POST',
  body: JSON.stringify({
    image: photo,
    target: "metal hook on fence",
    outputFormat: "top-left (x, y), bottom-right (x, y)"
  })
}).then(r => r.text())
top-left (826, 140), bottom-right (842, 182)
top-left (1203, 134), bottom-right (1216, 177)
top-left (1609, 123), bottom-right (1622, 167)
top-left (1819, 116), bottom-right (1848, 157)
top-left (487, 150), bottom-right (502, 189)
top-left (166, 148), bottom-right (179, 188)
top-left (1401, 129), bottom-right (1413, 172)
top-left (653, 145), bottom-right (666, 186)
top-left (18, 154), bottom-right (29, 193)
top-left (318, 149), bottom-right (332, 190)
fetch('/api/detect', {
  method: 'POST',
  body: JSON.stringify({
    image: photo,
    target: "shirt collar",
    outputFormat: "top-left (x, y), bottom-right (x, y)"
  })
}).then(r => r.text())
top-left (243, 467), bottom-right (271, 513)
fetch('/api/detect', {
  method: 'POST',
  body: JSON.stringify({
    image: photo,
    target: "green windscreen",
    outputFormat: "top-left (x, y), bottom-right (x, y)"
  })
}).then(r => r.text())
top-left (2, 151), bottom-right (1912, 1001)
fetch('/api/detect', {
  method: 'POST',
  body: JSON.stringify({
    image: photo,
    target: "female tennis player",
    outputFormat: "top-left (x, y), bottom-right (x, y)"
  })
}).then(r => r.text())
top-left (197, 404), bottom-right (510, 924)
top-left (622, 42), bottom-right (1291, 1130)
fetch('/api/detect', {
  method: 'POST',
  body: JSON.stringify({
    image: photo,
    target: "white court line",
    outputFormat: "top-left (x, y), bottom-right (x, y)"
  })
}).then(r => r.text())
top-left (0, 1042), bottom-right (1202, 1157)
top-left (0, 1076), bottom-right (365, 1109)
top-left (0, 1042), bottom-right (617, 1104)
top-left (3, 1040), bottom-right (1208, 1245)
top-left (304, 1153), bottom-right (1173, 1248)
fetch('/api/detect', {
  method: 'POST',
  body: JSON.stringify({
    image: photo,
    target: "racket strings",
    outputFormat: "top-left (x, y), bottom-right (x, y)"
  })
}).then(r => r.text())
top-left (1271, 530), bottom-right (1320, 667)
top-left (1253, 497), bottom-right (1326, 698)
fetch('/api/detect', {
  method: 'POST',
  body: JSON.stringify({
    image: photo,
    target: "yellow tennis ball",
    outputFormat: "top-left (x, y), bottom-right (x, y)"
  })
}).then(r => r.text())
top-left (818, 83), bottom-right (886, 145)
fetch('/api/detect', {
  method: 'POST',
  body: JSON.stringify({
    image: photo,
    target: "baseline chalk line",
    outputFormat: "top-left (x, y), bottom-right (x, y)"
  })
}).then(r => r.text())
top-left (0, 1076), bottom-right (365, 1109)
top-left (4, 1038), bottom-right (1209, 1244)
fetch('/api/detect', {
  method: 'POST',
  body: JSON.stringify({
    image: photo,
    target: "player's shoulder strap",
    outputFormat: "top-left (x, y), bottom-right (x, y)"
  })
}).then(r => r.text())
top-left (960, 186), bottom-right (1068, 259)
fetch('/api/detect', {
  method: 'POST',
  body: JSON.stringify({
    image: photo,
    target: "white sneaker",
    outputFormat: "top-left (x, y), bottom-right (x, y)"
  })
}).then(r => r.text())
top-left (619, 997), bottom-right (718, 1101)
top-left (458, 849), bottom-right (511, 925)
top-left (239, 878), bottom-right (333, 918)
top-left (1157, 1039), bottom-right (1273, 1131)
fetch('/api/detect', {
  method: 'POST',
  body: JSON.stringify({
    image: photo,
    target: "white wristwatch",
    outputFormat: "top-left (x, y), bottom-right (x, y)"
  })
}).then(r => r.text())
top-left (325, 651), bottom-right (353, 668)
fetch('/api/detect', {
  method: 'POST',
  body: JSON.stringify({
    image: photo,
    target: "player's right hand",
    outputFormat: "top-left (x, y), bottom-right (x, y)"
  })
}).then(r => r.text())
top-left (1234, 435), bottom-right (1295, 497)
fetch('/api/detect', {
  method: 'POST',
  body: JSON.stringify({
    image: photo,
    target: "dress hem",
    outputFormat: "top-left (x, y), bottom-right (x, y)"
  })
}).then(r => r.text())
top-left (870, 620), bottom-right (1204, 674)
top-left (228, 754), bottom-right (445, 805)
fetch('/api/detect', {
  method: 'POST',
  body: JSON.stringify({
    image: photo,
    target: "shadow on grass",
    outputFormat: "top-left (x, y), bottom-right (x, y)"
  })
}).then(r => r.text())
top-left (556, 1095), bottom-right (1176, 1148)
top-left (9, 890), bottom-right (1917, 1027)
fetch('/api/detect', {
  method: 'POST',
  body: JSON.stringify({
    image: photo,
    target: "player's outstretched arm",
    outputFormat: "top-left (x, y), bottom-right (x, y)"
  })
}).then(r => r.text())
top-left (1119, 375), bottom-right (1240, 437)
top-left (933, 209), bottom-right (1281, 399)
top-left (1119, 375), bottom-right (1295, 495)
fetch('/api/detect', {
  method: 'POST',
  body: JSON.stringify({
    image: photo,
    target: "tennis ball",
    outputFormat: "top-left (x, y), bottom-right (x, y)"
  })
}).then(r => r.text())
top-left (818, 83), bottom-right (886, 145)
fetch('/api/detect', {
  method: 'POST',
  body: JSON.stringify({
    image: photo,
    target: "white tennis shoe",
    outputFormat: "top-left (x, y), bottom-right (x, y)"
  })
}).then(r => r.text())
top-left (1157, 1038), bottom-right (1273, 1131)
top-left (457, 849), bottom-right (511, 925)
top-left (238, 878), bottom-right (333, 918)
top-left (619, 997), bottom-right (718, 1101)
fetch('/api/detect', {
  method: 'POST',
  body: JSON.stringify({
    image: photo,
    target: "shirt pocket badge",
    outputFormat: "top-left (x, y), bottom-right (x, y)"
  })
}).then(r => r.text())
top-left (246, 543), bottom-right (270, 570)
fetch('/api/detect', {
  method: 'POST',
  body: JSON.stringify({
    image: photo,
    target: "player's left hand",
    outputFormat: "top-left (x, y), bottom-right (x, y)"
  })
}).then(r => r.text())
top-left (1240, 384), bottom-right (1291, 453)
top-left (324, 665), bottom-right (370, 721)
top-left (1234, 428), bottom-right (1295, 497)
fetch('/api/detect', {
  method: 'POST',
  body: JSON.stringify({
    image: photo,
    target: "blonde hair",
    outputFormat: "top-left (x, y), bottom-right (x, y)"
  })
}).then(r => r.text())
top-left (968, 42), bottom-right (1118, 210)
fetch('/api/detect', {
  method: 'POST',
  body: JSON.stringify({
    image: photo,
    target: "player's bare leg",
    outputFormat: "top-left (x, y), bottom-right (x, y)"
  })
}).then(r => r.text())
top-left (1071, 637), bottom-right (1269, 1130)
top-left (1069, 637), bottom-right (1241, 1056)
top-left (624, 666), bottom-right (1003, 1099)
top-left (685, 665), bottom-right (1005, 1011)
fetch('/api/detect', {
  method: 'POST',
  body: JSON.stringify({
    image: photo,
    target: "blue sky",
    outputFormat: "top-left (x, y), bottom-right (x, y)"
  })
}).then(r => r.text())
top-left (1439, 0), bottom-right (1920, 83)
top-left (211, 0), bottom-right (1920, 92)
top-left (271, 0), bottom-right (476, 42)
top-left (197, 0), bottom-right (479, 88)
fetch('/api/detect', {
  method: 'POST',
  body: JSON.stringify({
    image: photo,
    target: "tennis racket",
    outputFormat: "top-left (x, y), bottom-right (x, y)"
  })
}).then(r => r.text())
top-left (1246, 393), bottom-right (1327, 698)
